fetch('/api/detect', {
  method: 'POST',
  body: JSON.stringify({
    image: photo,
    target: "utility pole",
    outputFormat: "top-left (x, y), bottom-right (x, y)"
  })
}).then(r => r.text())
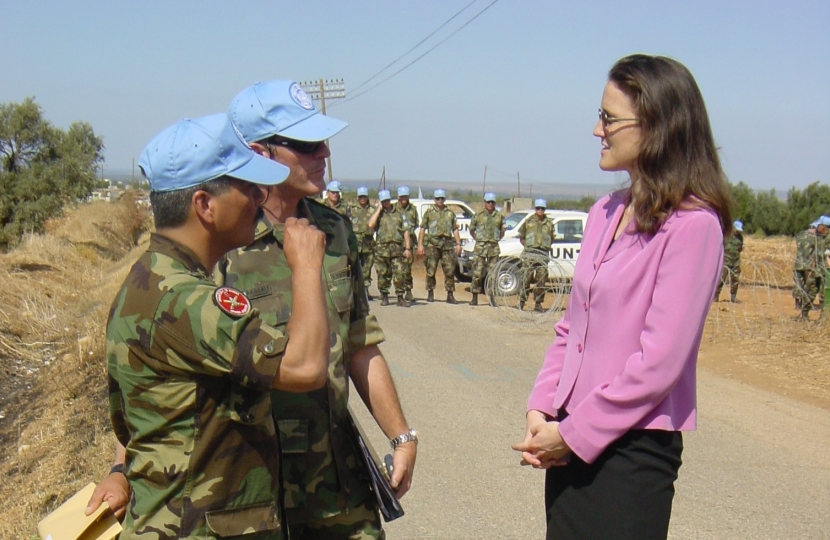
top-left (517, 171), bottom-right (521, 198)
top-left (482, 165), bottom-right (487, 197)
top-left (299, 79), bottom-right (345, 182)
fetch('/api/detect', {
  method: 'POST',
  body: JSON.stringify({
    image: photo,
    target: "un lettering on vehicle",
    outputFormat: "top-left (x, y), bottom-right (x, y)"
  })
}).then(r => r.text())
top-left (551, 247), bottom-right (580, 260)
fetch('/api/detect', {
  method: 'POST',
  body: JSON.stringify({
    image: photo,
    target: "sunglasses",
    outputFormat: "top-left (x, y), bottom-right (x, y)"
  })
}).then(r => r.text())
top-left (598, 108), bottom-right (638, 128)
top-left (267, 137), bottom-right (326, 155)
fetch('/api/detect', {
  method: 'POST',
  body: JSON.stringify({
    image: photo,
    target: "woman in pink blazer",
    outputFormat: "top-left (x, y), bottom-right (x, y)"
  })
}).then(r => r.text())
top-left (513, 55), bottom-right (733, 539)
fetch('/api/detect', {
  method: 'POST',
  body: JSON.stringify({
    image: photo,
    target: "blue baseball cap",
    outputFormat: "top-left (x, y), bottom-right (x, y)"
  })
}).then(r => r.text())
top-left (534, 198), bottom-right (547, 209)
top-left (484, 192), bottom-right (496, 202)
top-left (229, 80), bottom-right (349, 143)
top-left (138, 114), bottom-right (289, 193)
top-left (818, 216), bottom-right (830, 227)
top-left (397, 186), bottom-right (410, 197)
top-left (733, 220), bottom-right (743, 231)
top-left (434, 189), bottom-right (446, 199)
top-left (357, 186), bottom-right (369, 197)
top-left (810, 220), bottom-right (820, 228)
top-left (327, 180), bottom-right (342, 193)
top-left (378, 190), bottom-right (392, 202)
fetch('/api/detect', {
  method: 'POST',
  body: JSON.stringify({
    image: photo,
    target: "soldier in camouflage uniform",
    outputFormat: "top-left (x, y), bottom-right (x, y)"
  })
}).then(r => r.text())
top-left (324, 180), bottom-right (352, 222)
top-left (793, 216), bottom-right (830, 320)
top-left (369, 190), bottom-right (412, 307)
top-left (351, 186), bottom-right (376, 299)
top-left (469, 192), bottom-right (504, 307)
top-left (394, 186), bottom-right (419, 303)
top-left (518, 199), bottom-right (556, 312)
top-left (417, 189), bottom-right (462, 304)
top-left (103, 114), bottom-right (332, 539)
top-left (224, 81), bottom-right (417, 540)
top-left (716, 219), bottom-right (745, 302)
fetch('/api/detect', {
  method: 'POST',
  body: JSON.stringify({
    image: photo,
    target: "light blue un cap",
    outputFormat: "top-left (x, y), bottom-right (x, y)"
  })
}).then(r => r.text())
top-left (819, 216), bottom-right (830, 227)
top-left (357, 186), bottom-right (369, 197)
top-left (733, 220), bottom-right (743, 232)
top-left (138, 114), bottom-right (289, 193)
top-left (378, 189), bottom-right (392, 202)
top-left (534, 198), bottom-right (547, 209)
top-left (397, 186), bottom-right (410, 197)
top-left (229, 80), bottom-right (349, 143)
top-left (327, 180), bottom-right (342, 192)
top-left (484, 192), bottom-right (496, 202)
top-left (434, 189), bottom-right (446, 199)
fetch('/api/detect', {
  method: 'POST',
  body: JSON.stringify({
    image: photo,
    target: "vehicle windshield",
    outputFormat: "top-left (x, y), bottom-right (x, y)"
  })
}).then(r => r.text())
top-left (503, 212), bottom-right (527, 230)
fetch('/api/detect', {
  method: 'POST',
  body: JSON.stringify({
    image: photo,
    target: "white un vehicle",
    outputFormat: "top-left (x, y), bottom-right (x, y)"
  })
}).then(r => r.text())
top-left (457, 209), bottom-right (589, 296)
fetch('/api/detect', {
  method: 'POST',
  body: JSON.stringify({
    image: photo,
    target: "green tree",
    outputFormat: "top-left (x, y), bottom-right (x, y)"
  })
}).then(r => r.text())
top-left (0, 98), bottom-right (103, 248)
top-left (784, 182), bottom-right (830, 235)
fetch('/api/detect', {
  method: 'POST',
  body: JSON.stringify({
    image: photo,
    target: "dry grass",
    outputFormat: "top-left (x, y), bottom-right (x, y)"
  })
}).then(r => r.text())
top-left (0, 194), bottom-right (150, 539)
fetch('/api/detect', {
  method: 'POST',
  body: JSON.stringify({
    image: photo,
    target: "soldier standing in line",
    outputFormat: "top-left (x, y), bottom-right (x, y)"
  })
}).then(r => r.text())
top-left (369, 189), bottom-right (412, 307)
top-left (221, 81), bottom-right (417, 540)
top-left (417, 189), bottom-right (462, 304)
top-left (324, 180), bottom-right (352, 222)
top-left (100, 114), bottom-right (331, 538)
top-left (793, 216), bottom-right (830, 320)
top-left (351, 186), bottom-right (376, 300)
top-left (394, 186), bottom-right (419, 303)
top-left (518, 199), bottom-right (556, 312)
top-left (716, 219), bottom-right (745, 302)
top-left (470, 192), bottom-right (504, 307)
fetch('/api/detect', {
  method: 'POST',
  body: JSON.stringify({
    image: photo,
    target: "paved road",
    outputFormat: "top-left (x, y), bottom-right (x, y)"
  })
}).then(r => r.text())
top-left (352, 292), bottom-right (830, 539)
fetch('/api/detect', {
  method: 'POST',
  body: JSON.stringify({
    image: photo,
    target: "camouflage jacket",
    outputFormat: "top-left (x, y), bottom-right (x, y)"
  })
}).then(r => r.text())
top-left (324, 198), bottom-right (352, 222)
top-left (723, 231), bottom-right (743, 267)
top-left (795, 229), bottom-right (827, 272)
top-left (471, 209), bottom-right (504, 244)
top-left (376, 206), bottom-right (410, 246)
top-left (216, 198), bottom-right (386, 520)
top-left (394, 201), bottom-right (419, 239)
top-left (108, 234), bottom-right (287, 539)
top-left (420, 206), bottom-right (457, 245)
top-left (519, 215), bottom-right (555, 252)
top-left (350, 202), bottom-right (376, 240)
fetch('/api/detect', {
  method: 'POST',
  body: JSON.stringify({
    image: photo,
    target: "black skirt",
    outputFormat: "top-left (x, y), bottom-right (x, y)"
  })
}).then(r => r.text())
top-left (545, 429), bottom-right (683, 540)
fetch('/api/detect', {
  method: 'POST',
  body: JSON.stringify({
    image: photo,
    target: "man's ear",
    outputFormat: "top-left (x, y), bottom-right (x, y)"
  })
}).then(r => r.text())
top-left (192, 189), bottom-right (217, 225)
top-left (249, 142), bottom-right (269, 158)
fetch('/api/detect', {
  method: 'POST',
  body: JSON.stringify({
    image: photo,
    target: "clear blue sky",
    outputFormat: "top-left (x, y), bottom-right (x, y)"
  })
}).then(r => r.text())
top-left (2, 0), bottom-right (827, 192)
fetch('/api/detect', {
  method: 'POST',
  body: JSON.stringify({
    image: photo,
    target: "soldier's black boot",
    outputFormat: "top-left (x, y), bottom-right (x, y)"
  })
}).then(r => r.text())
top-left (446, 291), bottom-right (457, 305)
top-left (470, 293), bottom-right (478, 306)
top-left (534, 303), bottom-right (544, 313)
top-left (730, 294), bottom-right (737, 303)
top-left (397, 295), bottom-right (410, 308)
top-left (489, 294), bottom-right (497, 307)
top-left (405, 290), bottom-right (414, 302)
top-left (517, 300), bottom-right (525, 311)
top-left (381, 293), bottom-right (390, 306)
top-left (367, 292), bottom-right (374, 301)
top-left (427, 290), bottom-right (434, 302)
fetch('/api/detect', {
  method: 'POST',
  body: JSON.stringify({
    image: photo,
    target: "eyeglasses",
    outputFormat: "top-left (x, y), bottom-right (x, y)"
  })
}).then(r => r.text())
top-left (598, 108), bottom-right (638, 128)
top-left (435, 197), bottom-right (446, 201)
top-left (267, 137), bottom-right (326, 155)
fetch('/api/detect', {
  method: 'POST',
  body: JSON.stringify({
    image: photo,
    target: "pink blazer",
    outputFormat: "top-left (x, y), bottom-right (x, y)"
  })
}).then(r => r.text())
top-left (527, 191), bottom-right (723, 463)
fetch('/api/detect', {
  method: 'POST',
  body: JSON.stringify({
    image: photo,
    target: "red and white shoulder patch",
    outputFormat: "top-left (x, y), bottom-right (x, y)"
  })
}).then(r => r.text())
top-left (213, 287), bottom-right (251, 318)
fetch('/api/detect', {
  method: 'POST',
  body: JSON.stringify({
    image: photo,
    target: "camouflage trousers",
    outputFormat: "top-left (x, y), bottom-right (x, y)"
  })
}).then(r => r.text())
top-left (375, 242), bottom-right (407, 295)
top-left (402, 247), bottom-right (414, 293)
top-left (425, 238), bottom-right (457, 292)
top-left (519, 249), bottom-right (550, 304)
top-left (794, 269), bottom-right (826, 316)
top-left (287, 496), bottom-right (384, 540)
top-left (471, 242), bottom-right (500, 294)
top-left (715, 264), bottom-right (741, 300)
top-left (358, 236), bottom-right (375, 288)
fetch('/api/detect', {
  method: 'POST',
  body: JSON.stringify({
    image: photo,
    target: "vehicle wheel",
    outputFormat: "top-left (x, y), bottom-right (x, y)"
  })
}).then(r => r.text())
top-left (494, 259), bottom-right (521, 296)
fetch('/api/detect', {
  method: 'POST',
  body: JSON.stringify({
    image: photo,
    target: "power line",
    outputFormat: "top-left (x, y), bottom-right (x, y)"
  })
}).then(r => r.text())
top-left (331, 0), bottom-right (501, 108)
top-left (348, 0), bottom-right (480, 96)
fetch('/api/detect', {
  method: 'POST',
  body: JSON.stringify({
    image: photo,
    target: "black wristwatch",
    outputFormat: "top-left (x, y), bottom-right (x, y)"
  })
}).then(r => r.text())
top-left (109, 463), bottom-right (126, 476)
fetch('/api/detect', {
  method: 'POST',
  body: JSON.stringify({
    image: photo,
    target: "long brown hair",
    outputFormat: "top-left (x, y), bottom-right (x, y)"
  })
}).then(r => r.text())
top-left (609, 54), bottom-right (732, 235)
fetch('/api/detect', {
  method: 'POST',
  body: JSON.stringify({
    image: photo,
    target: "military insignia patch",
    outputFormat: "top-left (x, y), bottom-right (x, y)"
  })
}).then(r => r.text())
top-left (214, 287), bottom-right (252, 317)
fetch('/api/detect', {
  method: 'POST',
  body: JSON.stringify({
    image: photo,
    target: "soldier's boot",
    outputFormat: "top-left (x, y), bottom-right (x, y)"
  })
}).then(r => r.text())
top-left (534, 303), bottom-right (545, 313)
top-left (381, 293), bottom-right (390, 306)
top-left (730, 294), bottom-right (737, 303)
top-left (446, 291), bottom-right (458, 305)
top-left (427, 290), bottom-right (434, 303)
top-left (470, 293), bottom-right (478, 306)
top-left (405, 290), bottom-right (414, 302)
top-left (367, 291), bottom-right (374, 301)
top-left (518, 300), bottom-right (525, 311)
top-left (489, 294), bottom-right (497, 307)
top-left (397, 295), bottom-right (410, 308)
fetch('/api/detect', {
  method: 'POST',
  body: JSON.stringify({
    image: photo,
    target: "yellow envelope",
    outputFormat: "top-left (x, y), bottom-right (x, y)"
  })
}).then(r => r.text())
top-left (37, 483), bottom-right (122, 540)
